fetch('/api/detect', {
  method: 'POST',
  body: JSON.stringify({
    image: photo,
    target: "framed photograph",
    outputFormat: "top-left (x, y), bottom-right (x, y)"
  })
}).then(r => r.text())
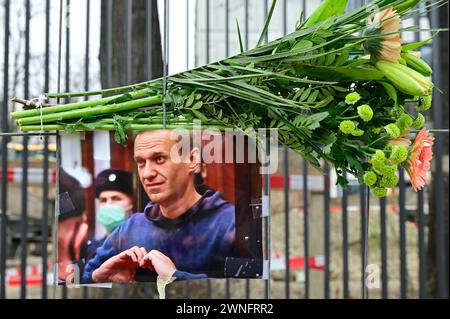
top-left (57, 129), bottom-right (266, 285)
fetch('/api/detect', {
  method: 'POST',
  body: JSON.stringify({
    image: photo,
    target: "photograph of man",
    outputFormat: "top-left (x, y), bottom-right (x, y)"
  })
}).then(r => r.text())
top-left (86, 169), bottom-right (133, 262)
top-left (82, 130), bottom-right (235, 284)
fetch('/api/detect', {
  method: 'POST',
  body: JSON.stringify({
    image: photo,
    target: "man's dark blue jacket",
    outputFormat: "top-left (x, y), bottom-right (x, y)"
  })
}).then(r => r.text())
top-left (82, 189), bottom-right (235, 283)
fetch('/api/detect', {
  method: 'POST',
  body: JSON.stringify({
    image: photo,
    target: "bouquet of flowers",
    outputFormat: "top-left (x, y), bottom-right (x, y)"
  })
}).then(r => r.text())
top-left (11, 0), bottom-right (446, 196)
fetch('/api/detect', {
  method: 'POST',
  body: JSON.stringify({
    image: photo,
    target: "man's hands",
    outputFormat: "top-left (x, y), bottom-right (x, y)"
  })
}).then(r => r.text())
top-left (92, 247), bottom-right (177, 283)
top-left (139, 249), bottom-right (177, 279)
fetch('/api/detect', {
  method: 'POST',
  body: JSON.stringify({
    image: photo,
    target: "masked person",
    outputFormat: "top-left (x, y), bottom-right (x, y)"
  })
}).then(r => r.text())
top-left (82, 130), bottom-right (235, 284)
top-left (86, 169), bottom-right (133, 262)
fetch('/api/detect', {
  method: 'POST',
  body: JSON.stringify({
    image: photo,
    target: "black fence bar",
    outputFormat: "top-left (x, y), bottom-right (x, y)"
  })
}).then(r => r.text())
top-left (62, 0), bottom-right (71, 299)
top-left (20, 132), bottom-right (29, 298)
top-left (359, 185), bottom-right (367, 298)
top-left (244, 0), bottom-right (249, 50)
top-left (431, 5), bottom-right (449, 299)
top-left (342, 172), bottom-right (349, 299)
top-left (324, 163), bottom-right (330, 299)
top-left (185, 280), bottom-right (191, 299)
top-left (303, 161), bottom-right (309, 299)
top-left (41, 0), bottom-right (51, 299)
top-left (53, 133), bottom-right (61, 299)
top-left (398, 168), bottom-right (407, 299)
top-left (146, 0), bottom-right (153, 80)
top-left (64, 0), bottom-right (70, 103)
top-left (0, 0), bottom-right (11, 301)
top-left (363, 187), bottom-right (369, 299)
top-left (121, 0), bottom-right (132, 300)
top-left (81, 0), bottom-right (89, 299)
top-left (124, 0), bottom-right (132, 84)
top-left (204, 0), bottom-right (212, 300)
top-left (105, 0), bottom-right (112, 88)
top-left (20, 0), bottom-right (31, 299)
top-left (379, 197), bottom-right (388, 299)
top-left (359, 185), bottom-right (366, 298)
top-left (283, 148), bottom-right (290, 299)
top-left (263, 137), bottom-right (271, 300)
top-left (84, 0), bottom-right (90, 94)
top-left (225, 0), bottom-right (229, 57)
top-left (185, 0), bottom-right (191, 300)
top-left (186, 0), bottom-right (189, 69)
top-left (417, 190), bottom-right (427, 299)
top-left (102, 0), bottom-right (112, 299)
top-left (206, 0), bottom-right (210, 63)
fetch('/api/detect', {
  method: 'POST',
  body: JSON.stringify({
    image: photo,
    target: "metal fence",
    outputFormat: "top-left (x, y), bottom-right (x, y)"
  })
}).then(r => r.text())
top-left (0, 0), bottom-right (449, 299)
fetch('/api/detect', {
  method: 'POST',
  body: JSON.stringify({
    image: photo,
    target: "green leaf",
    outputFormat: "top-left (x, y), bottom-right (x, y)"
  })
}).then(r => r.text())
top-left (307, 90), bottom-right (320, 103)
top-left (297, 64), bottom-right (385, 81)
top-left (299, 87), bottom-right (312, 102)
top-left (256, 0), bottom-right (277, 47)
top-left (334, 51), bottom-right (349, 66)
top-left (293, 87), bottom-right (306, 101)
top-left (186, 93), bottom-right (195, 107)
top-left (325, 53), bottom-right (336, 66)
top-left (402, 34), bottom-right (438, 52)
top-left (236, 19), bottom-right (245, 53)
top-left (191, 110), bottom-right (209, 121)
top-left (291, 39), bottom-right (313, 51)
top-left (192, 101), bottom-right (203, 109)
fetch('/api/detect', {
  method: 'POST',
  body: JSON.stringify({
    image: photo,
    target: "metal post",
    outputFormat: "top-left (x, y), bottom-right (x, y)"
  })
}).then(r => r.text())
top-left (146, 0), bottom-right (153, 80)
top-left (398, 168), bottom-right (408, 298)
top-left (124, 0), bottom-right (132, 85)
top-left (431, 4), bottom-right (448, 299)
top-left (20, 0), bottom-right (31, 299)
top-left (264, 135), bottom-right (271, 299)
top-left (380, 197), bottom-right (388, 299)
top-left (324, 164), bottom-right (330, 299)
top-left (303, 161), bottom-right (309, 299)
top-left (342, 172), bottom-right (349, 298)
top-left (0, 0), bottom-right (11, 300)
top-left (417, 190), bottom-right (427, 299)
top-left (284, 148), bottom-right (290, 298)
top-left (41, 0), bottom-right (51, 299)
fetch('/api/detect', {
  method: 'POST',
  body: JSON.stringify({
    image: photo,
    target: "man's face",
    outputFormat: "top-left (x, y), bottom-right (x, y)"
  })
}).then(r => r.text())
top-left (134, 130), bottom-right (198, 206)
top-left (98, 190), bottom-right (133, 216)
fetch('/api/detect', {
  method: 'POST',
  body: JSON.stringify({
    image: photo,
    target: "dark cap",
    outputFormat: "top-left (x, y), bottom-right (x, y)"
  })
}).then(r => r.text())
top-left (58, 168), bottom-right (86, 220)
top-left (95, 168), bottom-right (133, 198)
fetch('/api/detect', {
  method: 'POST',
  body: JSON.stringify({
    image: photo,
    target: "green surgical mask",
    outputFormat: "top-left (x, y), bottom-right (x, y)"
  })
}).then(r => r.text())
top-left (97, 204), bottom-right (126, 233)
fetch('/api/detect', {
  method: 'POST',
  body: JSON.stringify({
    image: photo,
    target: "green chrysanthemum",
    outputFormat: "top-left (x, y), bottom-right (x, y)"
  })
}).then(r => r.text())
top-left (373, 187), bottom-right (388, 198)
top-left (412, 113), bottom-right (425, 129)
top-left (345, 92), bottom-right (361, 105)
top-left (351, 129), bottom-right (365, 137)
top-left (381, 164), bottom-right (397, 176)
top-left (396, 113), bottom-right (414, 131)
top-left (390, 145), bottom-right (408, 164)
top-left (339, 120), bottom-right (356, 134)
top-left (363, 171), bottom-right (378, 187)
top-left (385, 123), bottom-right (401, 138)
top-left (417, 95), bottom-right (432, 111)
top-left (382, 173), bottom-right (399, 188)
top-left (373, 150), bottom-right (386, 161)
top-left (357, 104), bottom-right (373, 122)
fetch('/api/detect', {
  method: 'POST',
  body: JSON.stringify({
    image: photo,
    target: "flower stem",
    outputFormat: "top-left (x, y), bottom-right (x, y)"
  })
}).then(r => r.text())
top-left (16, 95), bottom-right (163, 126)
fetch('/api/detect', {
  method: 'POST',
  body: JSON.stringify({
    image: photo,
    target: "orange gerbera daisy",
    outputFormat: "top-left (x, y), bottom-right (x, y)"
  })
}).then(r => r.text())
top-left (405, 128), bottom-right (434, 191)
top-left (363, 6), bottom-right (403, 62)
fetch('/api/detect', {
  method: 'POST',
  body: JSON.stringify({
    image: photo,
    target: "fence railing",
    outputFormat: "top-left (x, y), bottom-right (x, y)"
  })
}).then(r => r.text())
top-left (0, 0), bottom-right (448, 299)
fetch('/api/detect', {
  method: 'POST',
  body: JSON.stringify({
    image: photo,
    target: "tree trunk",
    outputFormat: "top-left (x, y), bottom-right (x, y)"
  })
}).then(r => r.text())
top-left (100, 0), bottom-right (163, 88)
top-left (96, 0), bottom-right (163, 299)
